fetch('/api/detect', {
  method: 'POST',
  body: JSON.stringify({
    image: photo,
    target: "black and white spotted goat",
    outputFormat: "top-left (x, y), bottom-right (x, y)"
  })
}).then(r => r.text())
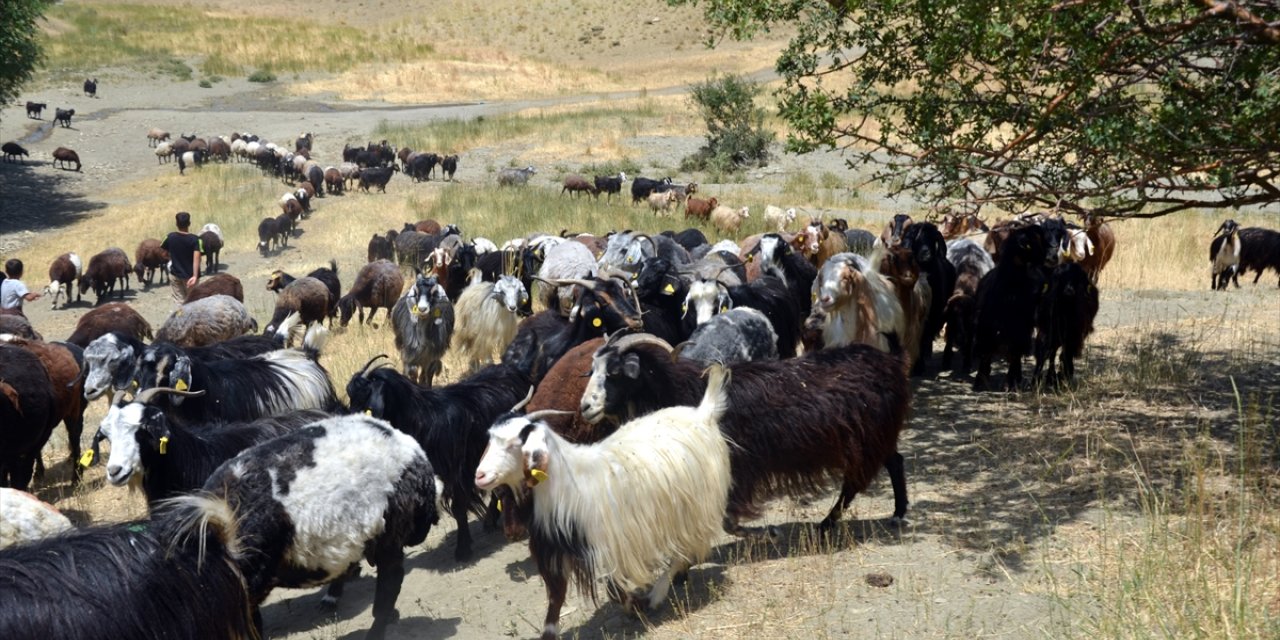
top-left (178, 413), bottom-right (439, 639)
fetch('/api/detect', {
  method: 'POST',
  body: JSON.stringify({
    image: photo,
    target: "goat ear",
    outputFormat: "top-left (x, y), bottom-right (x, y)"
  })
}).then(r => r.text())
top-left (168, 356), bottom-right (193, 403)
top-left (621, 353), bottom-right (642, 380)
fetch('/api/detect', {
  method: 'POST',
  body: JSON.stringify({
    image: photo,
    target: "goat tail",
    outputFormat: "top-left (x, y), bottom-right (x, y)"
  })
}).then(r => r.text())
top-left (274, 311), bottom-right (301, 343)
top-left (302, 323), bottom-right (329, 357)
top-left (698, 363), bottom-right (731, 425)
top-left (158, 493), bottom-right (244, 569)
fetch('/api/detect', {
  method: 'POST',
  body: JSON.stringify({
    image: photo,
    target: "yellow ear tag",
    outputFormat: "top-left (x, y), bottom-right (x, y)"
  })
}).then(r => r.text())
top-left (592, 317), bottom-right (602, 328)
top-left (364, 409), bottom-right (373, 416)
top-left (432, 308), bottom-right (441, 319)
top-left (719, 306), bottom-right (728, 313)
top-left (496, 499), bottom-right (503, 513)
top-left (746, 254), bottom-right (754, 263)
top-left (411, 304), bottom-right (420, 315)
top-left (175, 379), bottom-right (188, 391)
top-left (159, 436), bottom-right (169, 455)
top-left (131, 380), bottom-right (139, 390)
top-left (1042, 283), bottom-right (1049, 293)
top-left (530, 469), bottom-right (549, 485)
top-left (79, 450), bottom-right (95, 468)
top-left (663, 283), bottom-right (675, 294)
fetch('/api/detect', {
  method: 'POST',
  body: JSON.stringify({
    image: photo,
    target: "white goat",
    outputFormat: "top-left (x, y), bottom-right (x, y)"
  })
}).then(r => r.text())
top-left (475, 366), bottom-right (732, 638)
top-left (536, 240), bottom-right (598, 314)
top-left (452, 273), bottom-right (528, 371)
top-left (763, 205), bottom-right (797, 232)
top-left (811, 252), bottom-right (905, 352)
top-left (711, 205), bottom-right (750, 234)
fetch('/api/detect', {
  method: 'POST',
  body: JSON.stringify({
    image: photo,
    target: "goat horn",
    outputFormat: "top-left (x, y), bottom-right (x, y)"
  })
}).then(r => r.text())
top-left (110, 389), bottom-right (129, 407)
top-left (540, 277), bottom-right (597, 290)
top-left (511, 386), bottom-right (535, 412)
top-left (359, 354), bottom-right (391, 378)
top-left (524, 409), bottom-right (575, 422)
top-left (134, 386), bottom-right (207, 405)
top-left (609, 333), bottom-right (674, 354)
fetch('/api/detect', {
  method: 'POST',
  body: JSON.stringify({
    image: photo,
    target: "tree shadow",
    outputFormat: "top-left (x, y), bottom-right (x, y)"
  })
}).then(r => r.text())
top-left (569, 564), bottom-right (729, 638)
top-left (895, 332), bottom-right (1278, 573)
top-left (0, 160), bottom-right (105, 239)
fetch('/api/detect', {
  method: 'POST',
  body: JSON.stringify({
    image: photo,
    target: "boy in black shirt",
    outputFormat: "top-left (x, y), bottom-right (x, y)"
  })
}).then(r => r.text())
top-left (161, 211), bottom-right (203, 304)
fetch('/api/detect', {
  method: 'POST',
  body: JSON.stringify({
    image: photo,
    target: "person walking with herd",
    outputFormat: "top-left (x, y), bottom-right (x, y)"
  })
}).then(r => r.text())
top-left (161, 211), bottom-right (202, 304)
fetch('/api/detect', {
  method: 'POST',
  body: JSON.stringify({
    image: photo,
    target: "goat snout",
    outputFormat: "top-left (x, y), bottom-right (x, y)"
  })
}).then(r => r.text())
top-left (106, 464), bottom-right (131, 486)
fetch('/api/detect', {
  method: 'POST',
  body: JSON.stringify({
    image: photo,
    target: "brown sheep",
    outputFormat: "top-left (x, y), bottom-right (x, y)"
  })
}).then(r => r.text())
top-left (43, 252), bottom-right (82, 308)
top-left (207, 138), bottom-right (230, 162)
top-left (413, 219), bottom-right (442, 235)
top-left (52, 147), bottom-right (81, 172)
top-left (65, 302), bottom-right (152, 347)
top-left (146, 128), bottom-right (170, 147)
top-left (324, 167), bottom-right (344, 195)
top-left (561, 174), bottom-right (599, 198)
top-left (685, 196), bottom-right (717, 220)
top-left (337, 260), bottom-right (404, 327)
top-left (1, 336), bottom-right (87, 483)
top-left (132, 238), bottom-right (170, 287)
top-left (0, 313), bottom-right (42, 340)
top-left (263, 276), bottom-right (331, 342)
top-left (78, 248), bottom-right (131, 302)
top-left (186, 273), bottom-right (244, 303)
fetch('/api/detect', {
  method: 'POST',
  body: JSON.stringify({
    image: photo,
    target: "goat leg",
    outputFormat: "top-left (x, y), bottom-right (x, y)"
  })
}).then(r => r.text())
top-left (366, 546), bottom-right (405, 640)
top-left (886, 452), bottom-right (909, 525)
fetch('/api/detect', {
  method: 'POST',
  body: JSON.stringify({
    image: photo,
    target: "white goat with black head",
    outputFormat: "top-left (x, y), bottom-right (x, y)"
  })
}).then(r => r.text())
top-left (452, 272), bottom-right (528, 371)
top-left (391, 273), bottom-right (454, 387)
top-left (475, 366), bottom-right (733, 640)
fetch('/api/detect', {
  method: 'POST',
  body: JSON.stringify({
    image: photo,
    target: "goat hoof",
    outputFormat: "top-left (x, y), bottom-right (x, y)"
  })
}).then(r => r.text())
top-left (889, 516), bottom-right (907, 528)
top-left (454, 546), bottom-right (473, 563)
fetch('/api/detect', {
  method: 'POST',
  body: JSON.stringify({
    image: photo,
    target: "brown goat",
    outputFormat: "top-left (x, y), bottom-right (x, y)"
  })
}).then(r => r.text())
top-left (685, 196), bottom-right (717, 220)
top-left (337, 260), bottom-right (404, 326)
top-left (133, 238), bottom-right (170, 287)
top-left (938, 213), bottom-right (989, 240)
top-left (878, 246), bottom-right (929, 370)
top-left (186, 273), bottom-right (244, 303)
top-left (879, 214), bottom-right (913, 248)
top-left (561, 174), bottom-right (598, 198)
top-left (2, 336), bottom-right (87, 483)
top-left (146, 128), bottom-right (170, 147)
top-left (1080, 213), bottom-right (1115, 283)
top-left (526, 338), bottom-right (609, 444)
top-left (65, 302), bottom-right (153, 347)
top-left (797, 218), bottom-right (848, 267)
top-left (52, 147), bottom-right (81, 172)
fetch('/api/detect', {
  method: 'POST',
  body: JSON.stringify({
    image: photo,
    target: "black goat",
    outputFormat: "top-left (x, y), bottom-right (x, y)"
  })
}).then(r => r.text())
top-left (972, 226), bottom-right (1049, 391)
top-left (1237, 227), bottom-right (1280, 287)
top-left (97, 385), bottom-right (327, 507)
top-left (751, 233), bottom-right (819, 320)
top-left (0, 512), bottom-right (256, 639)
top-left (130, 340), bottom-right (339, 425)
top-left (630, 176), bottom-right (671, 204)
top-left (593, 172), bottom-right (625, 202)
top-left (1033, 262), bottom-right (1099, 386)
top-left (581, 334), bottom-right (911, 530)
top-left (346, 352), bottom-right (537, 562)
top-left (54, 108), bottom-right (74, 128)
top-left (0, 344), bottom-right (56, 490)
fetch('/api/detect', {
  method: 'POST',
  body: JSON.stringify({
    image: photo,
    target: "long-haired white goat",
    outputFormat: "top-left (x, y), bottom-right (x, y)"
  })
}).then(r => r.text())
top-left (475, 365), bottom-right (733, 639)
top-left (452, 272), bottom-right (528, 371)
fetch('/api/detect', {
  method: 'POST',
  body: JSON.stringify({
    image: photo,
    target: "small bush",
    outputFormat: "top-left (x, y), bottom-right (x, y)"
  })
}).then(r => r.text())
top-left (198, 79), bottom-right (212, 88)
top-left (157, 57), bottom-right (193, 81)
top-left (577, 158), bottom-right (641, 177)
top-left (682, 74), bottom-right (774, 172)
top-left (207, 75), bottom-right (224, 83)
top-left (247, 69), bottom-right (277, 83)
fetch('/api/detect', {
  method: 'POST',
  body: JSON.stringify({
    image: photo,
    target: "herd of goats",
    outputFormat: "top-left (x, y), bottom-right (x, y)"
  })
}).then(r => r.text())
top-left (2, 116), bottom-right (1280, 640)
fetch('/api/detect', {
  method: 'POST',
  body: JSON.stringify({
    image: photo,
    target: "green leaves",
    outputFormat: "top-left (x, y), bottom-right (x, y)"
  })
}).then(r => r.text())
top-left (683, 74), bottom-right (776, 172)
top-left (674, 0), bottom-right (1280, 217)
top-left (0, 0), bottom-right (50, 115)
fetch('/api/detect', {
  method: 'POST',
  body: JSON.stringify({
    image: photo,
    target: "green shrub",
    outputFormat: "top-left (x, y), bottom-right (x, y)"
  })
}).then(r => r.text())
top-left (198, 79), bottom-right (212, 88)
top-left (247, 69), bottom-right (276, 83)
top-left (682, 74), bottom-right (774, 171)
top-left (157, 57), bottom-right (193, 81)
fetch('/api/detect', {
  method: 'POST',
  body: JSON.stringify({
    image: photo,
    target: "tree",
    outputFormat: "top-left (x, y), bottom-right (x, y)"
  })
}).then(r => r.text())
top-left (673, 0), bottom-right (1280, 218)
top-left (0, 0), bottom-right (50, 121)
top-left (683, 73), bottom-right (775, 173)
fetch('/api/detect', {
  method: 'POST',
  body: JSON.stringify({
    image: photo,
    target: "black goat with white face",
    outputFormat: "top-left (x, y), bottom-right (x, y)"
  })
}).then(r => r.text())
top-left (346, 351), bottom-right (536, 562)
top-left (580, 333), bottom-right (911, 530)
top-left (96, 386), bottom-right (328, 507)
top-left (751, 233), bottom-right (819, 320)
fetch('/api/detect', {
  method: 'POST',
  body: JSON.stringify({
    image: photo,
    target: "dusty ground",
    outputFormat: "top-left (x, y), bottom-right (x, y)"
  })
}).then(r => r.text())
top-left (3, 15), bottom-right (1279, 640)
